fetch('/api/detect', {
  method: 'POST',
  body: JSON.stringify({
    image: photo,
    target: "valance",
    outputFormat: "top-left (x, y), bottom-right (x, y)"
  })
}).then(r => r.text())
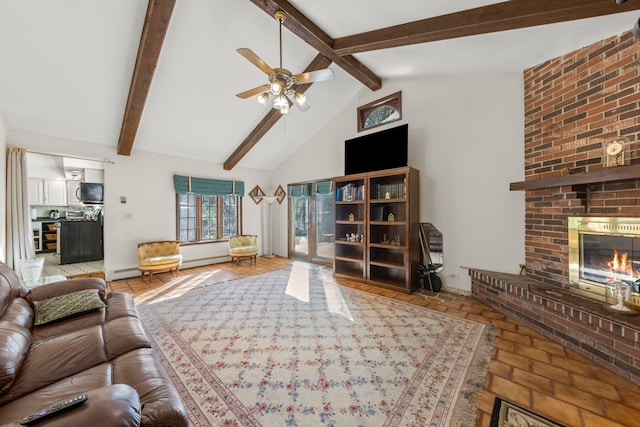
top-left (312, 180), bottom-right (333, 195)
top-left (287, 184), bottom-right (309, 197)
top-left (173, 175), bottom-right (245, 196)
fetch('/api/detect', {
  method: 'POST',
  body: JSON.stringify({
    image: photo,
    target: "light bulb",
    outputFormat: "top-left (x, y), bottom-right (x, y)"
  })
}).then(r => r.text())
top-left (270, 82), bottom-right (282, 95)
top-left (257, 92), bottom-right (269, 105)
top-left (294, 93), bottom-right (306, 106)
top-left (272, 94), bottom-right (288, 111)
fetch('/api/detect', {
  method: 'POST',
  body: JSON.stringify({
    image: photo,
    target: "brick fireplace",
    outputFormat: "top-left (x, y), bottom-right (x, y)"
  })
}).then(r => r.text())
top-left (471, 30), bottom-right (640, 383)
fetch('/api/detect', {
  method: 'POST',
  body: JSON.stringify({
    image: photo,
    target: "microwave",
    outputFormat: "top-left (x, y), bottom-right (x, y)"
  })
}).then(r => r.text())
top-left (79, 183), bottom-right (103, 204)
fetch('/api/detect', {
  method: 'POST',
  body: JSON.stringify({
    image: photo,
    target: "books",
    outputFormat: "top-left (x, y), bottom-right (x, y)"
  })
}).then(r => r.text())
top-left (372, 182), bottom-right (405, 199)
top-left (336, 183), bottom-right (365, 201)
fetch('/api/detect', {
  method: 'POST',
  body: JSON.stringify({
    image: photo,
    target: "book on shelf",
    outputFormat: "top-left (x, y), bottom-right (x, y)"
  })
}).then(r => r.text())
top-left (373, 182), bottom-right (406, 199)
top-left (336, 183), bottom-right (364, 201)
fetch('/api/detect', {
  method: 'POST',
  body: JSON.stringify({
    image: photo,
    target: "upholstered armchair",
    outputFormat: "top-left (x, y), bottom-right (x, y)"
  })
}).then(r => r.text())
top-left (229, 235), bottom-right (258, 264)
top-left (137, 240), bottom-right (182, 282)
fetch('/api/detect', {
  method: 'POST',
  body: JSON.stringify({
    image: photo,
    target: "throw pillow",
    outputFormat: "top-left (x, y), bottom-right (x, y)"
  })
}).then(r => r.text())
top-left (34, 289), bottom-right (106, 326)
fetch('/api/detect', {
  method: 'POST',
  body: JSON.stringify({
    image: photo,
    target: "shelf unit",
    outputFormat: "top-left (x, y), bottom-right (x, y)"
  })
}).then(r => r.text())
top-left (334, 175), bottom-right (366, 281)
top-left (32, 222), bottom-right (42, 252)
top-left (333, 167), bottom-right (419, 294)
top-left (41, 221), bottom-right (58, 253)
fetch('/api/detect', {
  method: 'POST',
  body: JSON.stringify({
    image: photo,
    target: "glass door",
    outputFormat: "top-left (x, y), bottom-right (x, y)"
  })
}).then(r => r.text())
top-left (290, 194), bottom-right (309, 257)
top-left (314, 192), bottom-right (334, 262)
top-left (288, 181), bottom-right (334, 264)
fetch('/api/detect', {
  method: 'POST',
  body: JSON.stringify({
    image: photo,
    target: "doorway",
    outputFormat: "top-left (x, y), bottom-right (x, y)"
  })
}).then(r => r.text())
top-left (288, 181), bottom-right (334, 265)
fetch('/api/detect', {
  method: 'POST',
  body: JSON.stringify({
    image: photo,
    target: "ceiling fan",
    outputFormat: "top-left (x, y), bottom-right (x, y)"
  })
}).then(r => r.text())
top-left (236, 10), bottom-right (334, 115)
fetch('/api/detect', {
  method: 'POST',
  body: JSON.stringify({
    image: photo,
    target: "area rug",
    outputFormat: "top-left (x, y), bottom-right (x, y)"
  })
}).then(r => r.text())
top-left (138, 269), bottom-right (496, 426)
top-left (490, 397), bottom-right (565, 427)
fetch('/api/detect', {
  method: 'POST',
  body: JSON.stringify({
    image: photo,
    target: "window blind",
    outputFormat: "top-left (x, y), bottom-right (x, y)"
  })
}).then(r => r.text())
top-left (173, 175), bottom-right (245, 196)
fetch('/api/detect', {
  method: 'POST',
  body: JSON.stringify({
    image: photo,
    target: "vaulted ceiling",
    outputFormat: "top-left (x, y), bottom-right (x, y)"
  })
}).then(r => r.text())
top-left (2, 0), bottom-right (640, 170)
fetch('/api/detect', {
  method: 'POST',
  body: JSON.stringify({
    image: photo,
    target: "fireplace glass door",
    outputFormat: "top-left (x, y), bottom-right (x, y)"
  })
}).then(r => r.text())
top-left (580, 233), bottom-right (640, 292)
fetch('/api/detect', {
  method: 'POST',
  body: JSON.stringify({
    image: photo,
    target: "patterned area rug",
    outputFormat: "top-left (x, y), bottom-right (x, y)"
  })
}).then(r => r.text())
top-left (138, 269), bottom-right (496, 426)
top-left (37, 253), bottom-right (104, 278)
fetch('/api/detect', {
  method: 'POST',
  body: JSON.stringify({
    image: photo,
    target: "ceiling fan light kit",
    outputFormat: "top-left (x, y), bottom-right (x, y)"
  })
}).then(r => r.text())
top-left (236, 10), bottom-right (334, 115)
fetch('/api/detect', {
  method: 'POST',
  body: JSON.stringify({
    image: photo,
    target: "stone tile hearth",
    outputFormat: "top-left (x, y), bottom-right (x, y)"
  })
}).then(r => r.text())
top-left (470, 269), bottom-right (640, 384)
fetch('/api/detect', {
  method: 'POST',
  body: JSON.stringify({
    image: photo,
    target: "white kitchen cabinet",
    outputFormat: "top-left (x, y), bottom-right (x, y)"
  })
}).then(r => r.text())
top-left (67, 180), bottom-right (82, 205)
top-left (28, 178), bottom-right (44, 205)
top-left (43, 180), bottom-right (67, 205)
top-left (84, 168), bottom-right (104, 183)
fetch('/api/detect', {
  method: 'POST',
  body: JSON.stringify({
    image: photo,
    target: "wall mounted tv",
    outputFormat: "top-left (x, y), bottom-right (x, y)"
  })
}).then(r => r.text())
top-left (344, 123), bottom-right (408, 175)
top-left (80, 182), bottom-right (103, 204)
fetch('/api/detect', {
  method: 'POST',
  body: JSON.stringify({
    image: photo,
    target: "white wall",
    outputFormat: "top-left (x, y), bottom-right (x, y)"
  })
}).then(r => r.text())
top-left (6, 132), bottom-right (271, 280)
top-left (4, 73), bottom-right (526, 293)
top-left (273, 74), bottom-right (526, 293)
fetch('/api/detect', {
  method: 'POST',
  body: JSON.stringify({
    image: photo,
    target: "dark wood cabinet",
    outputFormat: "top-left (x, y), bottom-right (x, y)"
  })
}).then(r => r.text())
top-left (333, 167), bottom-right (420, 294)
top-left (60, 221), bottom-right (103, 264)
top-left (41, 221), bottom-right (58, 253)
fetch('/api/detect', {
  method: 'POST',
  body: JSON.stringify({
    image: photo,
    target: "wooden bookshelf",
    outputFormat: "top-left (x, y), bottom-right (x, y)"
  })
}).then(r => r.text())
top-left (333, 167), bottom-right (420, 294)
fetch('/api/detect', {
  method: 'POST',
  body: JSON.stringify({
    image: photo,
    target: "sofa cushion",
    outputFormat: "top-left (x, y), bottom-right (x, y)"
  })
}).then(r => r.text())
top-left (139, 254), bottom-right (182, 268)
top-left (0, 263), bottom-right (29, 319)
top-left (31, 292), bottom-right (138, 342)
top-left (0, 349), bottom-right (188, 426)
top-left (0, 322), bottom-right (31, 394)
top-left (229, 246), bottom-right (258, 256)
top-left (33, 289), bottom-right (106, 326)
top-left (27, 278), bottom-right (107, 304)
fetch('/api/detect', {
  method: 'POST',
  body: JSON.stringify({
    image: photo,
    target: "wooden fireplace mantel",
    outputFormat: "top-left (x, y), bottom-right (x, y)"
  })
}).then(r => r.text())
top-left (509, 163), bottom-right (640, 191)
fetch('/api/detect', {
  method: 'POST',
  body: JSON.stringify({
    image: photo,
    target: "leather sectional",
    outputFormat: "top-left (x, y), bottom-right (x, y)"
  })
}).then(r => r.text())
top-left (0, 261), bottom-right (188, 426)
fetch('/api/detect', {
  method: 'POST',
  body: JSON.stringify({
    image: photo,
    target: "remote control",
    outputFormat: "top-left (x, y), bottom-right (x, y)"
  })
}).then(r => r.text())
top-left (19, 394), bottom-right (88, 425)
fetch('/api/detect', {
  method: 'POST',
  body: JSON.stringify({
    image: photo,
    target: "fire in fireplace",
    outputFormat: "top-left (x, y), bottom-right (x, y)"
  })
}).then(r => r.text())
top-left (568, 217), bottom-right (640, 308)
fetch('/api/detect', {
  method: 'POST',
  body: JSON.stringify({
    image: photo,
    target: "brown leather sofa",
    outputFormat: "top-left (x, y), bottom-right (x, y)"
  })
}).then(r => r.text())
top-left (0, 261), bottom-right (188, 426)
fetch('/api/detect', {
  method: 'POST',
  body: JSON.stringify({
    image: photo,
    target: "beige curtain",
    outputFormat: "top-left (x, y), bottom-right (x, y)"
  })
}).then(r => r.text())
top-left (6, 147), bottom-right (35, 273)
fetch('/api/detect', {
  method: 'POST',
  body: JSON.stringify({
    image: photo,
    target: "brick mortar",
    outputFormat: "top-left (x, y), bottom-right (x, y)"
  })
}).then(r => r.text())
top-left (522, 30), bottom-right (640, 288)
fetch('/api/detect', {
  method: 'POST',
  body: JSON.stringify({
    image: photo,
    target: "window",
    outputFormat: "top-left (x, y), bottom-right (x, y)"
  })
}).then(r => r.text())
top-left (177, 194), bottom-right (241, 243)
top-left (357, 91), bottom-right (402, 132)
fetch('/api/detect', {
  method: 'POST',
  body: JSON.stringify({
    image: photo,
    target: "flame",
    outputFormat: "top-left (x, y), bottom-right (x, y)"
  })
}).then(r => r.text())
top-left (606, 249), bottom-right (634, 281)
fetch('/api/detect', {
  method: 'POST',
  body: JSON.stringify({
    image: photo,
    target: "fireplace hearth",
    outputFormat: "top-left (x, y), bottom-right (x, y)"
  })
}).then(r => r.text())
top-left (569, 217), bottom-right (640, 309)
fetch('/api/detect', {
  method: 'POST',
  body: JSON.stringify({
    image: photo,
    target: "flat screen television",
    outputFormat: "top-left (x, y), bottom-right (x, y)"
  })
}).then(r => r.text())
top-left (345, 123), bottom-right (408, 175)
top-left (80, 182), bottom-right (103, 204)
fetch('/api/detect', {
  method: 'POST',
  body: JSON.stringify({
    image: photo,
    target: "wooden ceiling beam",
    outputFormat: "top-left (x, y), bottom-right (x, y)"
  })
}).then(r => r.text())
top-left (223, 55), bottom-right (333, 171)
top-left (249, 0), bottom-right (382, 91)
top-left (117, 0), bottom-right (175, 156)
top-left (334, 0), bottom-right (640, 55)
top-left (231, 0), bottom-right (640, 169)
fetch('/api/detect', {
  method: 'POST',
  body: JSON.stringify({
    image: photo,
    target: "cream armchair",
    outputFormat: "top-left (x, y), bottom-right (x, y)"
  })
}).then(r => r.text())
top-left (137, 240), bottom-right (182, 282)
top-left (229, 235), bottom-right (258, 265)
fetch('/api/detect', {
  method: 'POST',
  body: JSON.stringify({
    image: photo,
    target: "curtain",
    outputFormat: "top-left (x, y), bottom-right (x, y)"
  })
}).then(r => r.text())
top-left (6, 147), bottom-right (35, 273)
top-left (287, 184), bottom-right (309, 197)
top-left (173, 175), bottom-right (245, 196)
top-left (312, 180), bottom-right (333, 195)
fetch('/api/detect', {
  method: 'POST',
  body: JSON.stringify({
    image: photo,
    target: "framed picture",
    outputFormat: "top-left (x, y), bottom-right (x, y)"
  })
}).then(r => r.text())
top-left (249, 185), bottom-right (265, 204)
top-left (274, 185), bottom-right (286, 204)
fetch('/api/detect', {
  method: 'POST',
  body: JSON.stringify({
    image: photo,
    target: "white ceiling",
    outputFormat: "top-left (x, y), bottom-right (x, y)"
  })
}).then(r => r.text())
top-left (1, 1), bottom-right (638, 170)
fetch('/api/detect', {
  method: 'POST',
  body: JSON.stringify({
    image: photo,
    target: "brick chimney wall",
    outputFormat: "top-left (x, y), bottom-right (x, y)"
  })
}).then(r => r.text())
top-left (523, 30), bottom-right (640, 287)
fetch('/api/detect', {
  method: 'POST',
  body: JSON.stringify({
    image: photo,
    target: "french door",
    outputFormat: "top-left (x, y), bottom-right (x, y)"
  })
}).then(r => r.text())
top-left (288, 181), bottom-right (334, 264)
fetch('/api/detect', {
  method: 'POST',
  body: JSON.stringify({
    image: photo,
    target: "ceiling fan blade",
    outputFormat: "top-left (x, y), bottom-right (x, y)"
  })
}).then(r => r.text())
top-left (294, 68), bottom-right (334, 84)
top-left (236, 84), bottom-right (269, 99)
top-left (237, 48), bottom-right (275, 75)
